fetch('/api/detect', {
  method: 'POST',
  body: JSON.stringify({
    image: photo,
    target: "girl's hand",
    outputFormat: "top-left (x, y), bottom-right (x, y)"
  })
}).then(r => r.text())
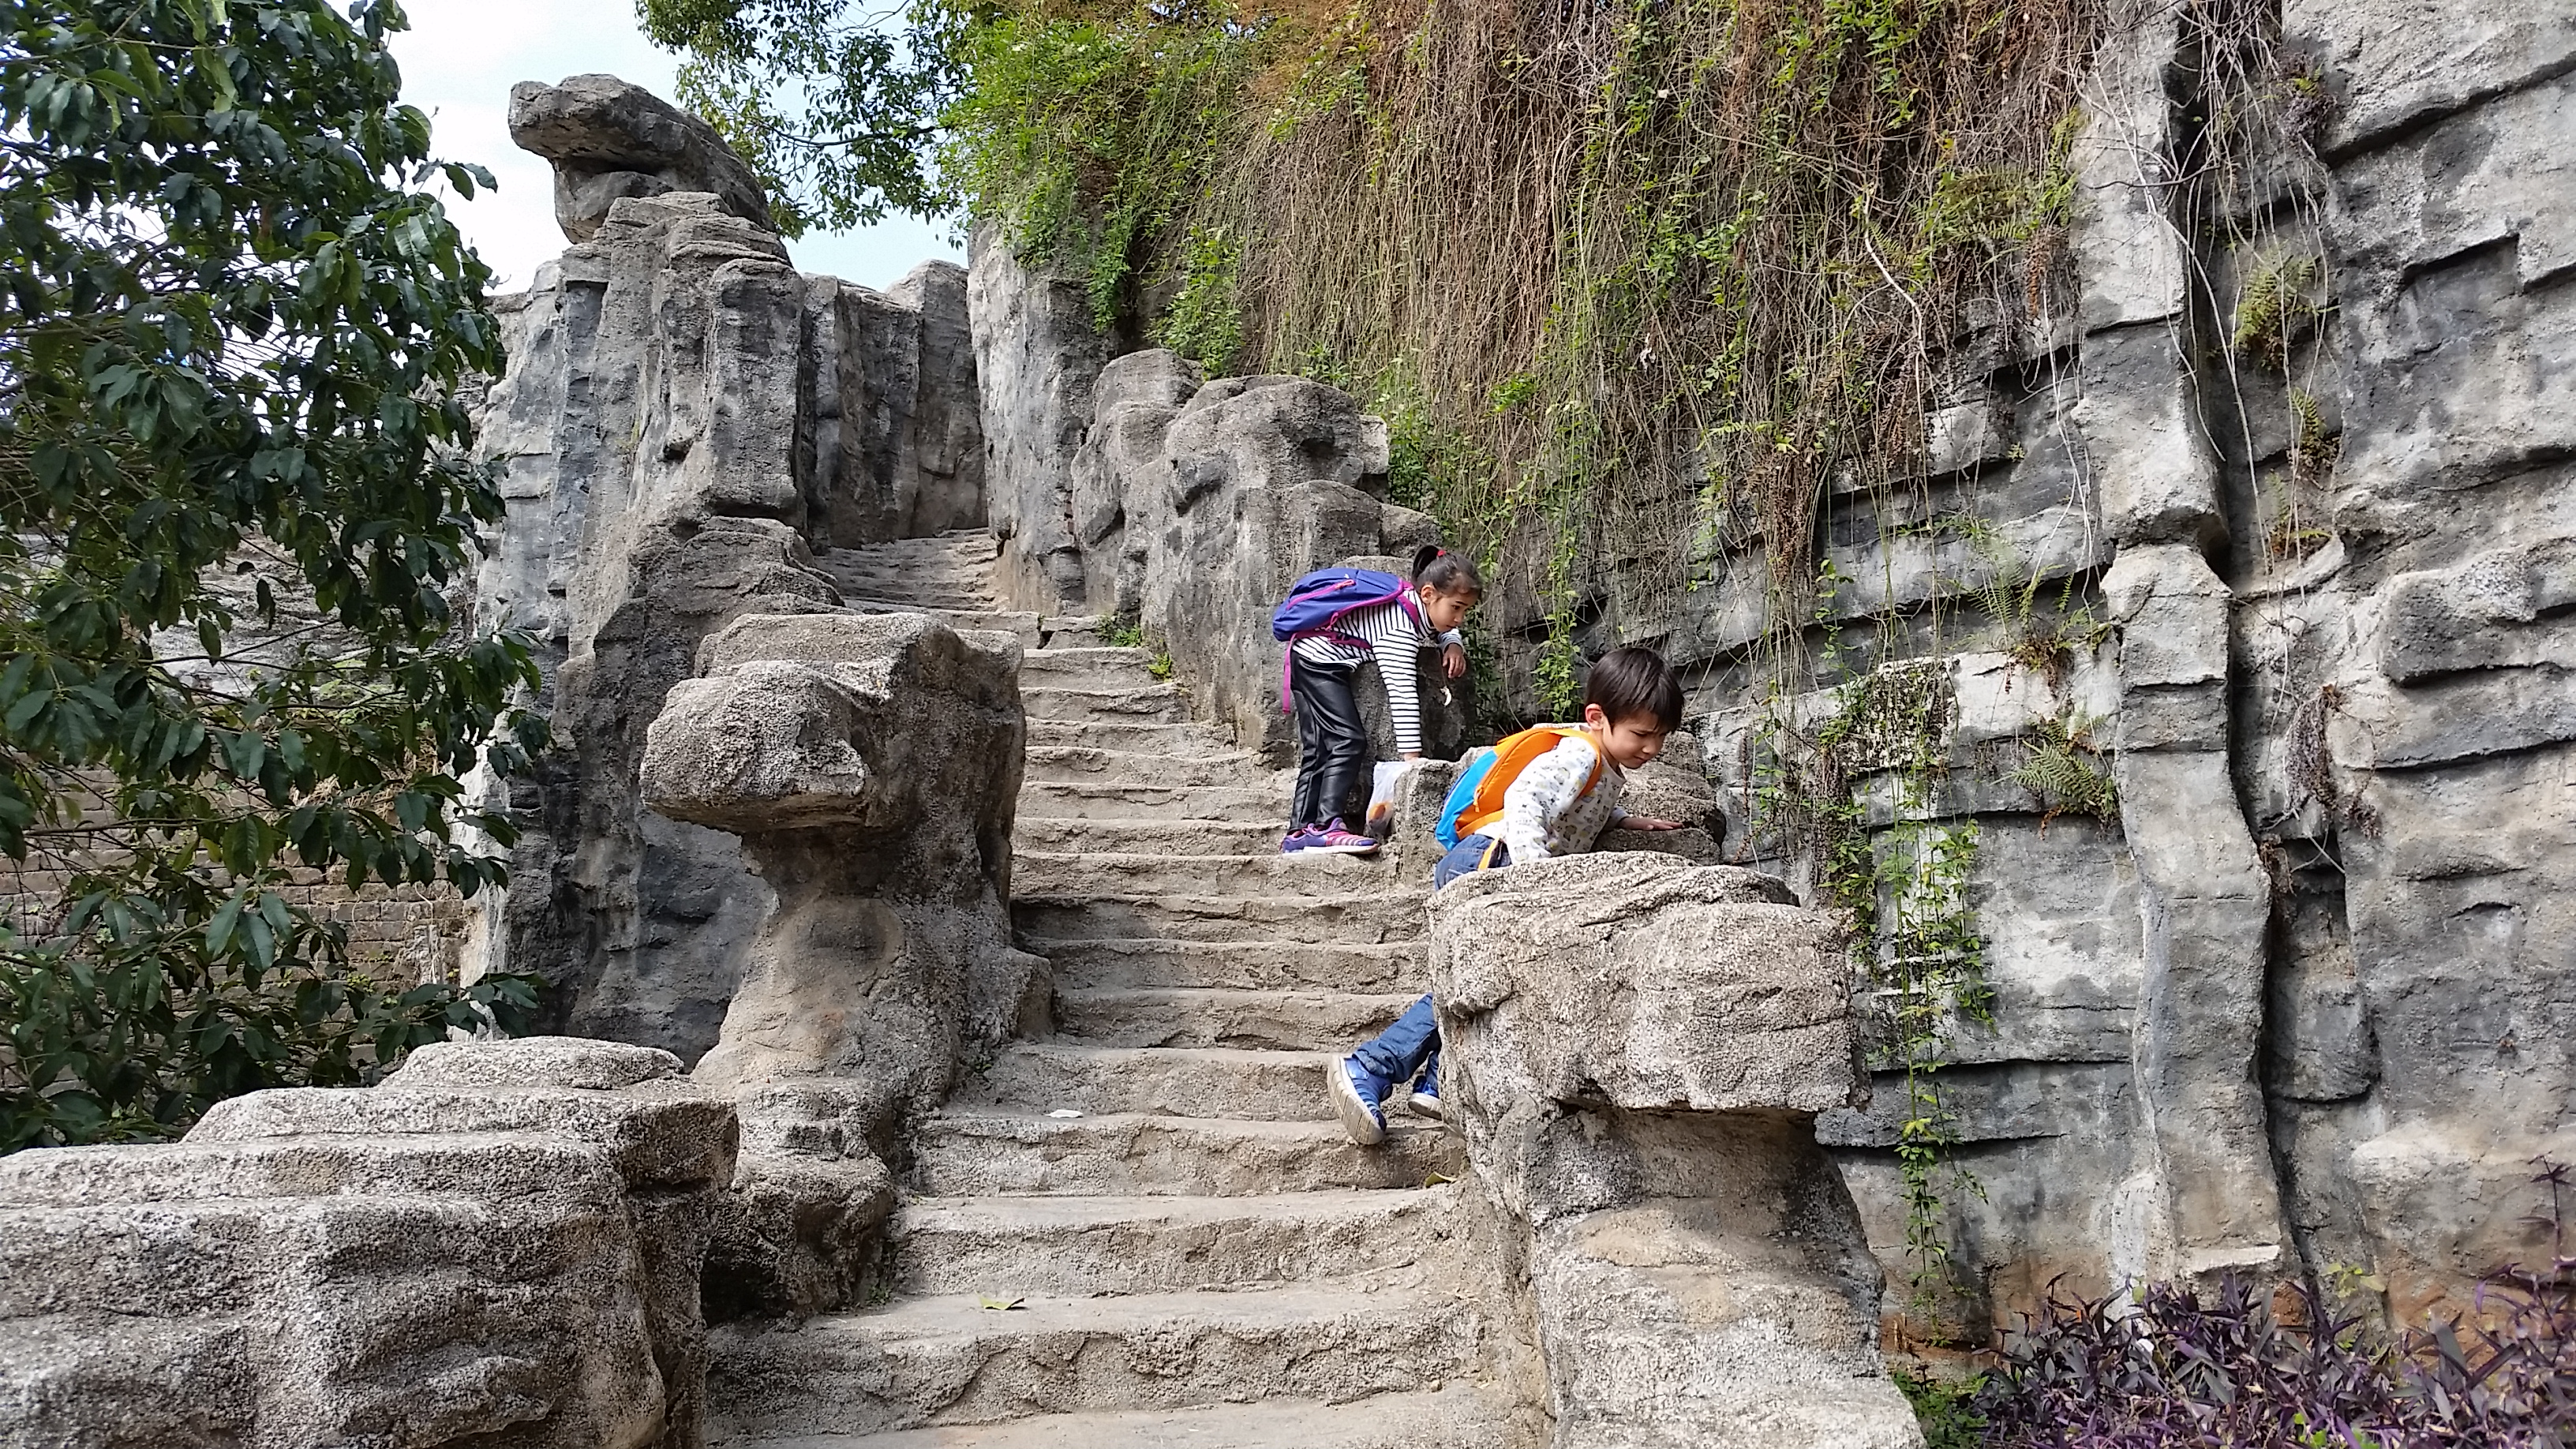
top-left (1623, 816), bottom-right (1684, 831)
top-left (1443, 642), bottom-right (1468, 679)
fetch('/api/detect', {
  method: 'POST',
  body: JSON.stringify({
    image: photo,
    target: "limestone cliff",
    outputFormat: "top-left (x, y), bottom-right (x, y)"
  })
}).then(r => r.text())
top-left (964, 2), bottom-right (2576, 1336)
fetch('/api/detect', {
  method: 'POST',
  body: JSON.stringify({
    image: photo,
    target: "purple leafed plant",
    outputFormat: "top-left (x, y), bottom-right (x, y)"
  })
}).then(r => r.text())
top-left (1971, 1166), bottom-right (2576, 1448)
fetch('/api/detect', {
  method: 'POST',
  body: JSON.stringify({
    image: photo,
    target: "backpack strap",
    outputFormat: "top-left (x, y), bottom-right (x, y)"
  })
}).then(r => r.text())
top-left (1455, 727), bottom-right (1602, 842)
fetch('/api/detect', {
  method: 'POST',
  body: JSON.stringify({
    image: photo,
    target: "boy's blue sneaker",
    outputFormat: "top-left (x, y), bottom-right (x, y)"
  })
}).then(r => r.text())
top-left (1405, 1079), bottom-right (1444, 1121)
top-left (1327, 1056), bottom-right (1389, 1145)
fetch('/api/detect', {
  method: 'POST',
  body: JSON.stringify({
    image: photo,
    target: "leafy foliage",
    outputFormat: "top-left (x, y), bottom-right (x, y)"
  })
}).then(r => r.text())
top-left (2000, 713), bottom-right (2117, 826)
top-left (0, 0), bottom-right (545, 1149)
top-left (1976, 1265), bottom-right (2576, 1447)
top-left (1154, 223), bottom-right (1244, 371)
top-left (638, 0), bottom-right (973, 236)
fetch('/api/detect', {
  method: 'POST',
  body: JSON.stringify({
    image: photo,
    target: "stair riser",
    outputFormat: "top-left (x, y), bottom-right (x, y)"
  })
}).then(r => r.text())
top-left (1026, 938), bottom-right (1422, 992)
top-left (1013, 894), bottom-right (1425, 946)
top-left (1017, 647), bottom-right (1158, 677)
top-left (1014, 853), bottom-right (1413, 898)
top-left (1022, 750), bottom-right (1272, 790)
top-left (957, 1048), bottom-right (1336, 1121)
top-left (706, 1300), bottom-right (1489, 1440)
top-left (1013, 818), bottom-right (1286, 857)
top-left (912, 1119), bottom-right (1462, 1196)
top-left (1054, 990), bottom-right (1413, 1052)
top-left (1017, 782), bottom-right (1288, 822)
top-left (1021, 687), bottom-right (1191, 724)
top-left (1026, 718), bottom-right (1236, 752)
top-left (891, 1193), bottom-right (1463, 1295)
top-left (838, 604), bottom-right (1039, 643)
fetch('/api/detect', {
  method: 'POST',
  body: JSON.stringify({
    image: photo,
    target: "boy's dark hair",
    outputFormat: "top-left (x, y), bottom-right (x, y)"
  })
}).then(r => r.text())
top-left (1411, 543), bottom-right (1483, 597)
top-left (1585, 646), bottom-right (1684, 732)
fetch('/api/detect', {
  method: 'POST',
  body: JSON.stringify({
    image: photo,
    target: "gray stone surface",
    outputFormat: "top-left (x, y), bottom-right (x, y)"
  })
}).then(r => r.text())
top-left (0, 1039), bottom-right (737, 1449)
top-left (508, 74), bottom-right (769, 242)
top-left (469, 143), bottom-right (987, 1061)
top-left (1427, 852), bottom-right (1919, 1449)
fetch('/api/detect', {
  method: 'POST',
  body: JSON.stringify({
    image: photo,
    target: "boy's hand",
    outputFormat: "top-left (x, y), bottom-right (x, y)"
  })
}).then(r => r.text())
top-left (1442, 642), bottom-right (1467, 679)
top-left (1623, 816), bottom-right (1683, 831)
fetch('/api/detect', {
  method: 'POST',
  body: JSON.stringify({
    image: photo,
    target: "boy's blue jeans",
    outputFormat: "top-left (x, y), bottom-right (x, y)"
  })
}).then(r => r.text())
top-left (1350, 834), bottom-right (1516, 1098)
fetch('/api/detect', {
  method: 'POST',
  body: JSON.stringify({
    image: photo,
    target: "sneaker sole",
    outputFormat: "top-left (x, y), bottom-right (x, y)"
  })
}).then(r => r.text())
top-left (1326, 1061), bottom-right (1387, 1146)
top-left (1406, 1092), bottom-right (1443, 1121)
top-left (1298, 841), bottom-right (1382, 856)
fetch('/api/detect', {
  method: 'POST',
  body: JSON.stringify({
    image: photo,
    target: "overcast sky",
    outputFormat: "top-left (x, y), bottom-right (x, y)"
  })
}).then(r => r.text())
top-left (388, 0), bottom-right (965, 294)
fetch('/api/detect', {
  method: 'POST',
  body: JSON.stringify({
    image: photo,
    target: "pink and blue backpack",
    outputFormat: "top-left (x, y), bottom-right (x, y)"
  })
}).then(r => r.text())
top-left (1270, 567), bottom-right (1423, 707)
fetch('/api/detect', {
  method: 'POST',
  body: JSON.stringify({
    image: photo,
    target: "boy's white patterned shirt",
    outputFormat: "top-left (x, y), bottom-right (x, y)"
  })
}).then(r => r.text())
top-left (1493, 736), bottom-right (1626, 864)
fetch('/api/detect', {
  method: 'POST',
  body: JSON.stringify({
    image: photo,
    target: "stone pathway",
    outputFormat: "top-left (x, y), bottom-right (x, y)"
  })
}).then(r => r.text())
top-left (709, 530), bottom-right (1508, 1447)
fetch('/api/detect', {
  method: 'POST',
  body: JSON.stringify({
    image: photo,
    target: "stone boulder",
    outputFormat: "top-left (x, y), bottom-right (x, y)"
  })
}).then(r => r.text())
top-left (640, 611), bottom-right (1039, 1317)
top-left (508, 74), bottom-right (769, 242)
top-left (0, 1038), bottom-right (737, 1449)
top-left (1428, 853), bottom-right (1919, 1449)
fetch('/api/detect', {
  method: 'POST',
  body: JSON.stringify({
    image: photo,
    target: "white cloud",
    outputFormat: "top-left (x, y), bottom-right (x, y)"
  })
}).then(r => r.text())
top-left (389, 0), bottom-right (962, 293)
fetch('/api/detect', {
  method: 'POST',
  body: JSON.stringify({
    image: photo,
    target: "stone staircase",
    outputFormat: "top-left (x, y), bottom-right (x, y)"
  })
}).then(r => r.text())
top-left (708, 530), bottom-right (1510, 1447)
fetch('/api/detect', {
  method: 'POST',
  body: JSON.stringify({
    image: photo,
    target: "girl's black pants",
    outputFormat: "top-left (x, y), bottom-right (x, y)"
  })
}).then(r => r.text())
top-left (1289, 657), bottom-right (1369, 830)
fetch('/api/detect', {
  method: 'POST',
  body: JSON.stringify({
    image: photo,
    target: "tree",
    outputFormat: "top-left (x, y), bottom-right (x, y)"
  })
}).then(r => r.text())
top-left (637, 0), bottom-right (974, 236)
top-left (0, 0), bottom-right (546, 1150)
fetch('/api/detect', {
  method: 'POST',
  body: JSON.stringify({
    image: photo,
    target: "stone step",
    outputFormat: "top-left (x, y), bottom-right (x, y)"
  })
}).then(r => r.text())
top-left (957, 1043), bottom-right (1343, 1121)
top-left (1054, 987), bottom-right (1414, 1051)
top-left (911, 1112), bottom-right (1461, 1196)
top-left (1025, 717), bottom-right (1237, 752)
top-left (832, 586), bottom-right (1002, 612)
top-left (1025, 936), bottom-right (1422, 992)
top-left (1011, 816), bottom-right (1285, 857)
top-left (1017, 780), bottom-right (1288, 822)
top-left (1012, 892), bottom-right (1425, 946)
top-left (1039, 615), bottom-right (1111, 648)
top-left (836, 600), bottom-right (1039, 645)
top-left (1013, 851), bottom-right (1409, 899)
top-left (1016, 646), bottom-right (1159, 680)
top-left (889, 1185), bottom-right (1465, 1296)
top-left (706, 1284), bottom-right (1490, 1441)
top-left (1020, 684), bottom-right (1191, 724)
top-left (724, 1385), bottom-right (1514, 1449)
top-left (1021, 747), bottom-right (1274, 790)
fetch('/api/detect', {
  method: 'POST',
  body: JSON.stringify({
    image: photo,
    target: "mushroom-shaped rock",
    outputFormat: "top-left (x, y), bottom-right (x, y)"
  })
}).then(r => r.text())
top-left (508, 73), bottom-right (770, 242)
top-left (1428, 852), bottom-right (1923, 1449)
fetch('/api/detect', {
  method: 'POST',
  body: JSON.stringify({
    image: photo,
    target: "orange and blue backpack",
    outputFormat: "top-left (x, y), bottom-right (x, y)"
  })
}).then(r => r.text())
top-left (1432, 725), bottom-right (1604, 849)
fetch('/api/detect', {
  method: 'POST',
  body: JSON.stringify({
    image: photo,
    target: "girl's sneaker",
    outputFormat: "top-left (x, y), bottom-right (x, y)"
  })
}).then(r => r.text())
top-left (1297, 818), bottom-right (1380, 855)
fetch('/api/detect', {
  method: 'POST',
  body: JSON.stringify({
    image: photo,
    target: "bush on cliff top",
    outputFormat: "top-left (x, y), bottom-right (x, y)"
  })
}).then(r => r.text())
top-left (0, 0), bottom-right (544, 1150)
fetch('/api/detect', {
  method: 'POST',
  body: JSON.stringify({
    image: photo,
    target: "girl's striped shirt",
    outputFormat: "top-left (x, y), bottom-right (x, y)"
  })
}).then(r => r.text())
top-left (1290, 599), bottom-right (1462, 755)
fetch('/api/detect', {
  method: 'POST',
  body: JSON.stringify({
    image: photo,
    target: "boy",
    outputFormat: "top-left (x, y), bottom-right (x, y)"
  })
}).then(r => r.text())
top-left (1327, 646), bottom-right (1687, 1144)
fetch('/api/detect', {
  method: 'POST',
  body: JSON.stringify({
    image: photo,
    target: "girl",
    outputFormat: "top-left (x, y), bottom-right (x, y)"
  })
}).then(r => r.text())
top-left (1278, 545), bottom-right (1482, 854)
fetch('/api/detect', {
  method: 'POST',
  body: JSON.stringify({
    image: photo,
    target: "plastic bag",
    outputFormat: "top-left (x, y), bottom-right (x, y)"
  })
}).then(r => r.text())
top-left (1365, 760), bottom-right (1417, 840)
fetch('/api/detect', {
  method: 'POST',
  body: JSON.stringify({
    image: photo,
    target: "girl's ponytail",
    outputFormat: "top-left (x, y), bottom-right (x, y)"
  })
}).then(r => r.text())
top-left (1413, 544), bottom-right (1483, 597)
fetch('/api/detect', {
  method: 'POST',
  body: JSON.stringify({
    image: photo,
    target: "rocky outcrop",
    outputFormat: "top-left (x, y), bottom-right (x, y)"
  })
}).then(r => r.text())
top-left (1430, 852), bottom-right (1919, 1449)
top-left (507, 74), bottom-right (769, 242)
top-left (469, 83), bottom-right (987, 1062)
top-left (638, 610), bottom-right (1037, 1319)
top-left (0, 1038), bottom-right (736, 1449)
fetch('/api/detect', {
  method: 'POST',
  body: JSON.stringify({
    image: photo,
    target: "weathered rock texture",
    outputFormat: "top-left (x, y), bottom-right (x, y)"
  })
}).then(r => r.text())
top-left (637, 609), bottom-right (1038, 1318)
top-left (968, 260), bottom-right (1464, 766)
top-left (0, 1037), bottom-right (737, 1449)
top-left (1429, 853), bottom-right (1920, 1449)
top-left (964, 3), bottom-right (2576, 1340)
top-left (507, 74), bottom-right (769, 242)
top-left (468, 80), bottom-right (988, 1061)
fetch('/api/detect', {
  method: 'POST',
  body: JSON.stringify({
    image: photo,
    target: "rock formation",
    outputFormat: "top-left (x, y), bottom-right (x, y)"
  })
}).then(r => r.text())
top-left (638, 610), bottom-right (1039, 1316)
top-left (1430, 852), bottom-right (1920, 1448)
top-left (469, 78), bottom-right (988, 1062)
top-left (507, 73), bottom-right (770, 242)
top-left (963, 1), bottom-right (2576, 1340)
top-left (0, 1038), bottom-right (737, 1449)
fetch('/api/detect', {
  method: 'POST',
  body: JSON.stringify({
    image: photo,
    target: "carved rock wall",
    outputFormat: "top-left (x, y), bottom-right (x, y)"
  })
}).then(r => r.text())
top-left (469, 81), bottom-right (987, 1061)
top-left (0, 1038), bottom-right (737, 1449)
top-left (964, 6), bottom-right (2576, 1336)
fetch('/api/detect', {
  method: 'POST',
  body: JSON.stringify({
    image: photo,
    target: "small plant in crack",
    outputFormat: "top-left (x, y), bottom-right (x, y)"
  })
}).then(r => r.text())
top-left (1997, 712), bottom-right (2117, 828)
